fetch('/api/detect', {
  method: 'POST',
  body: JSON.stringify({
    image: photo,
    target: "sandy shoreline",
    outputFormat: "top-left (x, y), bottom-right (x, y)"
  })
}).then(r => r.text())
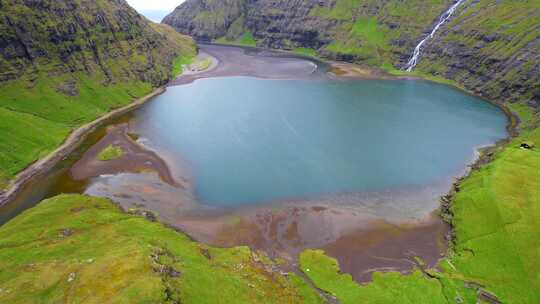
top-left (169, 44), bottom-right (325, 86)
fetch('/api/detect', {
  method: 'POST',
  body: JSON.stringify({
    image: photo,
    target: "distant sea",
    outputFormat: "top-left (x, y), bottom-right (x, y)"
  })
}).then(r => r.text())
top-left (140, 10), bottom-right (170, 23)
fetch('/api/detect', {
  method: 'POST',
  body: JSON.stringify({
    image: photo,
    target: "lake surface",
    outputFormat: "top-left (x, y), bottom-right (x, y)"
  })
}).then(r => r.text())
top-left (0, 45), bottom-right (509, 281)
top-left (131, 77), bottom-right (507, 207)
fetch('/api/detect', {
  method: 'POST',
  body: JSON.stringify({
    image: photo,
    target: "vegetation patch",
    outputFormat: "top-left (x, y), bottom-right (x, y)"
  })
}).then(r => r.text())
top-left (351, 17), bottom-right (388, 48)
top-left (322, 17), bottom-right (395, 66)
top-left (98, 145), bottom-right (125, 161)
top-left (172, 55), bottom-right (195, 76)
top-left (0, 106), bottom-right (69, 183)
top-left (310, 0), bottom-right (361, 21)
top-left (0, 171), bottom-right (8, 189)
top-left (237, 32), bottom-right (257, 47)
top-left (191, 58), bottom-right (213, 71)
top-left (292, 48), bottom-right (319, 58)
top-left (217, 31), bottom-right (257, 47)
top-left (507, 103), bottom-right (539, 131)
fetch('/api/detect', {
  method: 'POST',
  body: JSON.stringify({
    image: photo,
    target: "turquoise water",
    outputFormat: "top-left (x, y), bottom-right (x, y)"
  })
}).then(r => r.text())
top-left (133, 77), bottom-right (507, 206)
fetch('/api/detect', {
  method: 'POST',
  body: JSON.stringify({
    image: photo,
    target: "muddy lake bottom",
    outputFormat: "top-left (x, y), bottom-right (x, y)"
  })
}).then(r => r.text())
top-left (0, 45), bottom-right (508, 282)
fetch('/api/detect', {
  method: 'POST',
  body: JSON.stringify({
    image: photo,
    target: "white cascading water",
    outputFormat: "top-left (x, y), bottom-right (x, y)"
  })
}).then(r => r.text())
top-left (404, 0), bottom-right (466, 72)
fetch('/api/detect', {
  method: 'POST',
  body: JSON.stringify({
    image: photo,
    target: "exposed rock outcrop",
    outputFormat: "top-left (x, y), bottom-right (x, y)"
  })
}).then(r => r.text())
top-left (417, 0), bottom-right (540, 110)
top-left (163, 0), bottom-right (246, 41)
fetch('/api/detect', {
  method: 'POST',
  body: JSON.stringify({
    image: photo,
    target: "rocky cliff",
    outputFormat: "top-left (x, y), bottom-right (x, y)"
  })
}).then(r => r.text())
top-left (163, 0), bottom-right (453, 65)
top-left (417, 0), bottom-right (540, 110)
top-left (0, 0), bottom-right (195, 85)
top-left (164, 0), bottom-right (540, 110)
top-left (162, 0), bottom-right (246, 41)
top-left (0, 0), bottom-right (196, 187)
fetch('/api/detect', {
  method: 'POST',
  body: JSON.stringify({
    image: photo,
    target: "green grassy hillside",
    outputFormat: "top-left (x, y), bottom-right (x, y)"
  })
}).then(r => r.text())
top-left (0, 195), bottom-right (323, 303)
top-left (0, 0), bottom-right (196, 189)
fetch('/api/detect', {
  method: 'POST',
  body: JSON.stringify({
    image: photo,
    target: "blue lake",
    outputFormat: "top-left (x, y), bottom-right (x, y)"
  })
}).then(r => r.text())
top-left (132, 77), bottom-right (507, 206)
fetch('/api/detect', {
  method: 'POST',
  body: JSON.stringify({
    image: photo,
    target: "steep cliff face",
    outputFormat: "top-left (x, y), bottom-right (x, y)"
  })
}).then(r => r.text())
top-left (164, 0), bottom-right (540, 110)
top-left (0, 0), bottom-right (195, 85)
top-left (0, 0), bottom-right (196, 187)
top-left (162, 0), bottom-right (246, 41)
top-left (163, 0), bottom-right (453, 65)
top-left (417, 0), bottom-right (540, 110)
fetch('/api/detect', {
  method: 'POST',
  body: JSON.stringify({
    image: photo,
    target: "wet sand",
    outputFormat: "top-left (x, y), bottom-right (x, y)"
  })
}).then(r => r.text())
top-left (169, 44), bottom-right (323, 86)
top-left (174, 191), bottom-right (450, 283)
top-left (70, 124), bottom-right (186, 188)
top-left (84, 163), bottom-right (450, 283)
top-left (175, 205), bottom-right (449, 275)
top-left (324, 219), bottom-right (448, 282)
top-left (171, 44), bottom-right (419, 85)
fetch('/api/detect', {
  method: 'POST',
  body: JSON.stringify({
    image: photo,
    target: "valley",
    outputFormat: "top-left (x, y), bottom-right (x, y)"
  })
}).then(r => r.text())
top-left (0, 0), bottom-right (539, 303)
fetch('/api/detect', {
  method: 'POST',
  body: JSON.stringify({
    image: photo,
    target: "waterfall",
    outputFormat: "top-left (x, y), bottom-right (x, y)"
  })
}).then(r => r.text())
top-left (404, 0), bottom-right (466, 72)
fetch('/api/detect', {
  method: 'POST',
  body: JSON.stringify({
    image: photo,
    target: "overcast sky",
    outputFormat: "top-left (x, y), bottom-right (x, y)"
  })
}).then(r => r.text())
top-left (126, 0), bottom-right (184, 12)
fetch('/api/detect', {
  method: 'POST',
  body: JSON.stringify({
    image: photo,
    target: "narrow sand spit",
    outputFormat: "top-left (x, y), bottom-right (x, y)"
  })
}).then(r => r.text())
top-left (70, 124), bottom-right (185, 188)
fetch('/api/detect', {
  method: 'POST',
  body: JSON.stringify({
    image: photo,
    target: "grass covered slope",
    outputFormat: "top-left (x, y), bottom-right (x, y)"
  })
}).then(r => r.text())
top-left (446, 107), bottom-right (540, 303)
top-left (0, 0), bottom-right (196, 188)
top-left (0, 195), bottom-right (323, 303)
top-left (216, 31), bottom-right (257, 47)
top-left (300, 106), bottom-right (540, 304)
